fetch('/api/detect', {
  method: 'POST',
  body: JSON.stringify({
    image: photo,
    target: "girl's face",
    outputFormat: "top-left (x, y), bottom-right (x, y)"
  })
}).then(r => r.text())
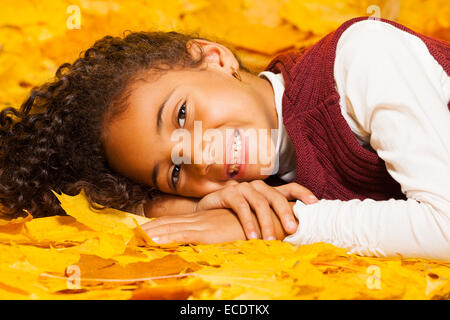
top-left (103, 39), bottom-right (278, 198)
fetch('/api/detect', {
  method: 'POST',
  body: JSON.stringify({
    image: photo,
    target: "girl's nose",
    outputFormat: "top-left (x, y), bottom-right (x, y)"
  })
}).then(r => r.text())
top-left (202, 140), bottom-right (216, 166)
top-left (196, 163), bottom-right (209, 176)
top-left (196, 142), bottom-right (214, 176)
top-left (192, 140), bottom-right (222, 177)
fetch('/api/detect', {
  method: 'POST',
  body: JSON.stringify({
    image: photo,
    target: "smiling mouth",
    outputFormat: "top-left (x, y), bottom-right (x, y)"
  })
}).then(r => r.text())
top-left (227, 129), bottom-right (243, 178)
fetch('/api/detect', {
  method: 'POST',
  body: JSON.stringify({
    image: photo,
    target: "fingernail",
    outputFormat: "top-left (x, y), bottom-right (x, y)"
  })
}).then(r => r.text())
top-left (267, 236), bottom-right (276, 241)
top-left (287, 221), bottom-right (297, 230)
top-left (308, 195), bottom-right (318, 202)
top-left (249, 232), bottom-right (258, 239)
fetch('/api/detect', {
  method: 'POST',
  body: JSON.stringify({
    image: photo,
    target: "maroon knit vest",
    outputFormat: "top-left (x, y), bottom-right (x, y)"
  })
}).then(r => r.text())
top-left (265, 17), bottom-right (450, 201)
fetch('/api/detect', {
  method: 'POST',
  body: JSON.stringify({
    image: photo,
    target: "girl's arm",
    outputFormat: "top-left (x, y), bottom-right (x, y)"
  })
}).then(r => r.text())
top-left (142, 194), bottom-right (198, 217)
top-left (140, 181), bottom-right (317, 240)
top-left (141, 193), bottom-right (292, 240)
top-left (285, 20), bottom-right (450, 260)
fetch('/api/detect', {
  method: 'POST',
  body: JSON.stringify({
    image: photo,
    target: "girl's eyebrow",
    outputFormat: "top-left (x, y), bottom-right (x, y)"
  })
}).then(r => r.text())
top-left (156, 87), bottom-right (177, 135)
top-left (151, 162), bottom-right (173, 192)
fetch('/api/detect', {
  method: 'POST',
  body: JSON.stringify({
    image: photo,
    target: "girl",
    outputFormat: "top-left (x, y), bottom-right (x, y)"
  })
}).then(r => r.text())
top-left (1, 17), bottom-right (449, 260)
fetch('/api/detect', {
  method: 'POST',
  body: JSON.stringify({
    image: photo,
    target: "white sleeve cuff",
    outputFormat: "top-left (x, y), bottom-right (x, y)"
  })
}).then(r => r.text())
top-left (283, 199), bottom-right (450, 260)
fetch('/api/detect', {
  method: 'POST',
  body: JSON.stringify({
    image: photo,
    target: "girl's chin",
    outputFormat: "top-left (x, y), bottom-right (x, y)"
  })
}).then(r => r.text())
top-left (226, 167), bottom-right (268, 183)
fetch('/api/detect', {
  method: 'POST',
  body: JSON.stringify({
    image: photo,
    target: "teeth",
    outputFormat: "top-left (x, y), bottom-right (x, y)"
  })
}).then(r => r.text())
top-left (229, 130), bottom-right (242, 175)
top-left (232, 132), bottom-right (241, 159)
top-left (228, 163), bottom-right (240, 174)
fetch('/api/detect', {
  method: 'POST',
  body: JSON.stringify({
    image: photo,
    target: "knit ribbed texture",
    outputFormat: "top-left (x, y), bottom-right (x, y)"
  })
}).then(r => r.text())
top-left (265, 17), bottom-right (450, 201)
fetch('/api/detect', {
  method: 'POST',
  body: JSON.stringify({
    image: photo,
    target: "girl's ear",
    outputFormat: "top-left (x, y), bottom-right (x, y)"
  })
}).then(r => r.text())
top-left (187, 39), bottom-right (239, 74)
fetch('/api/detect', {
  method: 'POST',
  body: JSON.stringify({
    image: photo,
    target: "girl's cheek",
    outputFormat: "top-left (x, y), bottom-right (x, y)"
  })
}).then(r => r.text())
top-left (187, 181), bottom-right (223, 198)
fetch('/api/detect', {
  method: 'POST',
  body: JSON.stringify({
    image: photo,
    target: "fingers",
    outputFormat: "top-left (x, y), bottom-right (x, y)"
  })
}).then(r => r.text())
top-left (197, 184), bottom-right (271, 240)
top-left (195, 180), bottom-right (317, 240)
top-left (142, 219), bottom-right (202, 244)
top-left (220, 189), bottom-right (266, 240)
top-left (141, 214), bottom-right (197, 233)
top-left (141, 210), bottom-right (250, 245)
top-left (264, 195), bottom-right (297, 234)
top-left (235, 183), bottom-right (277, 240)
top-left (250, 181), bottom-right (298, 234)
top-left (150, 230), bottom-right (202, 245)
top-left (142, 220), bottom-right (199, 235)
top-left (274, 182), bottom-right (318, 204)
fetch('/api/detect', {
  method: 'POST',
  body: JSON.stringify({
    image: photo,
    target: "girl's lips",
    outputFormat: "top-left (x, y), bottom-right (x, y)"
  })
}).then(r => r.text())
top-left (225, 128), bottom-right (247, 180)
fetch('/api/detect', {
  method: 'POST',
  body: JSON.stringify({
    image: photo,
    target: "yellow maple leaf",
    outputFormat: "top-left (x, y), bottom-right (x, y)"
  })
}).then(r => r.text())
top-left (52, 189), bottom-right (145, 243)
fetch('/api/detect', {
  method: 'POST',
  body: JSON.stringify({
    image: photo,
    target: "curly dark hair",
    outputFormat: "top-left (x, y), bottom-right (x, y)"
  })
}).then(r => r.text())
top-left (0, 31), bottom-right (249, 218)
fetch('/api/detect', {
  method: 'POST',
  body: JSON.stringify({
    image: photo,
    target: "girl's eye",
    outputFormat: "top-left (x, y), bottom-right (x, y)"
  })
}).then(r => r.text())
top-left (171, 164), bottom-right (181, 189)
top-left (177, 103), bottom-right (186, 128)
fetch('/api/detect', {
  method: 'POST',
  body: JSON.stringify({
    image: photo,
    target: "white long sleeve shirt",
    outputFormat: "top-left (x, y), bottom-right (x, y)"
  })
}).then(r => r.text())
top-left (273, 19), bottom-right (450, 260)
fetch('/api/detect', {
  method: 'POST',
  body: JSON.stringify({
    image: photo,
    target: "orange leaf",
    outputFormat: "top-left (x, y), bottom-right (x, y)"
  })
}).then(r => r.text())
top-left (72, 253), bottom-right (201, 286)
top-left (0, 212), bottom-right (32, 233)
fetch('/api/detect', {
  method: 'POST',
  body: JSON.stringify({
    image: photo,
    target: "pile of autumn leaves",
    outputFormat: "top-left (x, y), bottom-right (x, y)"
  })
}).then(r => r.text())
top-left (0, 190), bottom-right (448, 300)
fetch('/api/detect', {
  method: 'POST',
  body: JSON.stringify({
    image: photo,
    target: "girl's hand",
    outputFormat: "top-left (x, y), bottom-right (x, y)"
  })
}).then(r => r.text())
top-left (195, 180), bottom-right (318, 241)
top-left (141, 209), bottom-right (247, 245)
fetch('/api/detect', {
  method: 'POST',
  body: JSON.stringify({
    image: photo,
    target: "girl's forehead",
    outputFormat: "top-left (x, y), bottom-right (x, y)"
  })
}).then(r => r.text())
top-left (130, 68), bottom-right (199, 95)
top-left (129, 67), bottom-right (223, 105)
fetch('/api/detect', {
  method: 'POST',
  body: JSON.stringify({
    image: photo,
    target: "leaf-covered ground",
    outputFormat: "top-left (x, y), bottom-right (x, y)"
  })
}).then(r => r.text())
top-left (0, 0), bottom-right (449, 299)
top-left (0, 191), bottom-right (448, 299)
